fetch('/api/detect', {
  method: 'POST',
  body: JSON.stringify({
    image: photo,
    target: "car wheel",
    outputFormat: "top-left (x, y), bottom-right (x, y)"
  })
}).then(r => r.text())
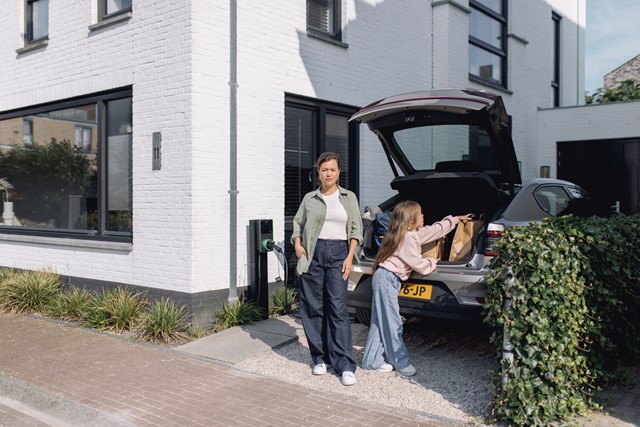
top-left (355, 308), bottom-right (372, 326)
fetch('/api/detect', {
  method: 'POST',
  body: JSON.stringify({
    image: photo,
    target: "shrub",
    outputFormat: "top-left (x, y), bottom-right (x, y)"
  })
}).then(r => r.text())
top-left (270, 286), bottom-right (299, 316)
top-left (135, 298), bottom-right (189, 343)
top-left (213, 299), bottom-right (263, 332)
top-left (47, 288), bottom-right (93, 321)
top-left (187, 325), bottom-right (207, 340)
top-left (484, 215), bottom-right (640, 426)
top-left (83, 288), bottom-right (147, 333)
top-left (0, 269), bottom-right (62, 314)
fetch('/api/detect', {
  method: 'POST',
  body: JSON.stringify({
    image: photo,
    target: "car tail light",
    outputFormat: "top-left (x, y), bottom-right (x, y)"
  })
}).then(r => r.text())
top-left (484, 225), bottom-right (504, 257)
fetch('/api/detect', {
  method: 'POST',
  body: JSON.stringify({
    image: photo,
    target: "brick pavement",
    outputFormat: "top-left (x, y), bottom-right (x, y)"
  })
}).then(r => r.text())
top-left (1, 313), bottom-right (639, 427)
top-left (0, 314), bottom-right (448, 427)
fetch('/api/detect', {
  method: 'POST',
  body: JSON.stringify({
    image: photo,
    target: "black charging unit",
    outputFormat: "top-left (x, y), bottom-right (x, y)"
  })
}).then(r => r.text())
top-left (249, 219), bottom-right (273, 319)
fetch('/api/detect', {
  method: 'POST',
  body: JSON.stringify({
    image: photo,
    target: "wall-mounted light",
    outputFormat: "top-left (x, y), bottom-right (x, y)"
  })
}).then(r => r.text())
top-left (540, 165), bottom-right (550, 178)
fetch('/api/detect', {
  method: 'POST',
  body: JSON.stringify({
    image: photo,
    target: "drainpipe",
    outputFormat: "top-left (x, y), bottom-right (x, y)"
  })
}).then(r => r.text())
top-left (228, 0), bottom-right (239, 303)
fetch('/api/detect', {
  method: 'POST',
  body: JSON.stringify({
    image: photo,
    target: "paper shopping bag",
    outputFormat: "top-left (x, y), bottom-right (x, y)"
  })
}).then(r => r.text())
top-left (422, 238), bottom-right (445, 260)
top-left (448, 214), bottom-right (485, 261)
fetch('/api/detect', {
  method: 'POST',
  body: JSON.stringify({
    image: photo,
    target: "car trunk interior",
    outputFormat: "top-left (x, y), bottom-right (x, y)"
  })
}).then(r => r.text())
top-left (363, 169), bottom-right (510, 263)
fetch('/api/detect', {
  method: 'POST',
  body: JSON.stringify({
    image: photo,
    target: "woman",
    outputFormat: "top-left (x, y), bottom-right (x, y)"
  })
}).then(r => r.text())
top-left (291, 152), bottom-right (363, 386)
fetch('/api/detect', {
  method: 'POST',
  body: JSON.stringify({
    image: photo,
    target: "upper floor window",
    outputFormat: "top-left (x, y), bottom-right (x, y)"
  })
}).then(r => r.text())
top-left (307, 0), bottom-right (341, 41)
top-left (25, 0), bottom-right (49, 43)
top-left (469, 0), bottom-right (507, 88)
top-left (0, 89), bottom-right (133, 241)
top-left (99, 0), bottom-right (132, 21)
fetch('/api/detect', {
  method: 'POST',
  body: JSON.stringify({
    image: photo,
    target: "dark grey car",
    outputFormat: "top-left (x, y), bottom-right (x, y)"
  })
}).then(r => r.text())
top-left (347, 89), bottom-right (600, 324)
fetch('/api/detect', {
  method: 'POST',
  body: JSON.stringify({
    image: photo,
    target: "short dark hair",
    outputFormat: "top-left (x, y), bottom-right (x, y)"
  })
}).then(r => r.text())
top-left (315, 152), bottom-right (341, 170)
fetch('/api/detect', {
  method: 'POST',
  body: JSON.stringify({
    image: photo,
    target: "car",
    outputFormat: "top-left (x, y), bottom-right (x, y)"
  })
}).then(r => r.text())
top-left (347, 89), bottom-right (601, 325)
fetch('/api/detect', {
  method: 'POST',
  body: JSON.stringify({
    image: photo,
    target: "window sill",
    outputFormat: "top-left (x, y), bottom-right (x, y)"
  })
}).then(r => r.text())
top-left (0, 233), bottom-right (132, 252)
top-left (89, 11), bottom-right (132, 32)
top-left (307, 31), bottom-right (349, 48)
top-left (16, 39), bottom-right (48, 55)
top-left (468, 74), bottom-right (513, 95)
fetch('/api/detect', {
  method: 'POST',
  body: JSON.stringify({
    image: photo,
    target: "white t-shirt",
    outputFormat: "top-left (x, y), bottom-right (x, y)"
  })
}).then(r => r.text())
top-left (318, 190), bottom-right (348, 240)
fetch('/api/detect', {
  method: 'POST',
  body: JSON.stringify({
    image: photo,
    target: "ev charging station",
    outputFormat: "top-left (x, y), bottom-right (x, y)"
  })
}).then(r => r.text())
top-left (248, 219), bottom-right (282, 319)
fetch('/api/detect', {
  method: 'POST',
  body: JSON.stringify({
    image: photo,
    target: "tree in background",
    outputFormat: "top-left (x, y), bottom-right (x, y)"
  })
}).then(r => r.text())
top-left (586, 79), bottom-right (640, 104)
top-left (0, 138), bottom-right (95, 227)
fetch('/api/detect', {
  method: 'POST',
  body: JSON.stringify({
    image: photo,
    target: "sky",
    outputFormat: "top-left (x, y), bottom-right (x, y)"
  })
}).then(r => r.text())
top-left (585, 0), bottom-right (640, 95)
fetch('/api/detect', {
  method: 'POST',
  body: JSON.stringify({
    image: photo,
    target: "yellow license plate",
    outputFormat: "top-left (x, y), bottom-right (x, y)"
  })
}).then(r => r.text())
top-left (398, 283), bottom-right (433, 301)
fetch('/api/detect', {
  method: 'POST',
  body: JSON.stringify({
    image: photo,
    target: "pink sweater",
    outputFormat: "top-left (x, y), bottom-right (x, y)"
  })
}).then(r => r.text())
top-left (379, 215), bottom-right (459, 281)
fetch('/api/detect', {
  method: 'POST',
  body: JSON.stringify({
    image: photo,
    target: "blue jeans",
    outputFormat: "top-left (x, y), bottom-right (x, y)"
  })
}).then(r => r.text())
top-left (362, 267), bottom-right (411, 370)
top-left (299, 239), bottom-right (356, 375)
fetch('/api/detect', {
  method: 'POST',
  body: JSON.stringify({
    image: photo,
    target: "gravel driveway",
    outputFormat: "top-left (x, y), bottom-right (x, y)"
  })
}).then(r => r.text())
top-left (236, 315), bottom-right (498, 426)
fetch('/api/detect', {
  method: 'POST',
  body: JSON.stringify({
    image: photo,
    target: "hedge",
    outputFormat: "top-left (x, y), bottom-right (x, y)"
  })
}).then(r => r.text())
top-left (484, 215), bottom-right (640, 426)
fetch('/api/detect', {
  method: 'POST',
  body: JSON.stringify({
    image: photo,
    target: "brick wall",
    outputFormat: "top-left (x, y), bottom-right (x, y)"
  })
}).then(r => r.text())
top-left (0, 0), bottom-right (587, 299)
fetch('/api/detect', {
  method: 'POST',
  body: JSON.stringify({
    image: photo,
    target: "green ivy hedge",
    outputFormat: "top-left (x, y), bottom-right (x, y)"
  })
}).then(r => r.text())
top-left (484, 215), bottom-right (640, 426)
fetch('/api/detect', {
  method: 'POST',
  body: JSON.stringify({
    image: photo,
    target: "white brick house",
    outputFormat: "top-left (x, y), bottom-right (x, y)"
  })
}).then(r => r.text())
top-left (2, 0), bottom-right (616, 326)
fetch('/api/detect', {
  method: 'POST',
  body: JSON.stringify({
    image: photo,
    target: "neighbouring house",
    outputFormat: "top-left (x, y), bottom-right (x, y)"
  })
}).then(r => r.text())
top-left (604, 53), bottom-right (640, 90)
top-left (1, 0), bottom-right (638, 327)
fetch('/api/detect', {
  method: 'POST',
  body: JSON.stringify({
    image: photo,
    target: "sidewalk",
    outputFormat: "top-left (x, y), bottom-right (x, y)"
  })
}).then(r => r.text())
top-left (0, 313), bottom-right (638, 427)
top-left (0, 314), bottom-right (448, 426)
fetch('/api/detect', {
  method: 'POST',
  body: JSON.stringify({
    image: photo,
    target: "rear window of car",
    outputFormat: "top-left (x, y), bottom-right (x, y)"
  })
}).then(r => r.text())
top-left (393, 124), bottom-right (500, 172)
top-left (534, 186), bottom-right (570, 215)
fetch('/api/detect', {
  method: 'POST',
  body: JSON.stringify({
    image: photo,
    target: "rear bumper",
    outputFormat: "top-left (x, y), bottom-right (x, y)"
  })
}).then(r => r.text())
top-left (347, 260), bottom-right (489, 321)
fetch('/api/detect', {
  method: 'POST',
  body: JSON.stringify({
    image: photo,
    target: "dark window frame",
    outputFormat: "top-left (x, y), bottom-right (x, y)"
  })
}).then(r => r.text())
top-left (283, 94), bottom-right (359, 282)
top-left (307, 0), bottom-right (343, 43)
top-left (469, 0), bottom-right (508, 88)
top-left (0, 87), bottom-right (133, 243)
top-left (552, 12), bottom-right (561, 107)
top-left (25, 0), bottom-right (49, 44)
top-left (98, 0), bottom-right (132, 21)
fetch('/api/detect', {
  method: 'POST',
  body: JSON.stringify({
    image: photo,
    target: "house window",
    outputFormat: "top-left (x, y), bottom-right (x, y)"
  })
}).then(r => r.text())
top-left (25, 0), bottom-right (49, 43)
top-left (0, 88), bottom-right (132, 241)
top-left (99, 0), bottom-right (132, 20)
top-left (552, 12), bottom-right (561, 107)
top-left (23, 119), bottom-right (33, 145)
top-left (469, 0), bottom-right (507, 87)
top-left (75, 126), bottom-right (93, 153)
top-left (307, 0), bottom-right (341, 41)
top-left (284, 95), bottom-right (358, 279)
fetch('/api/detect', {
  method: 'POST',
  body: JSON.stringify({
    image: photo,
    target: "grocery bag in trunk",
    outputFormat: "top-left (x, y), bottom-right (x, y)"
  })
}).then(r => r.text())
top-left (448, 214), bottom-right (485, 261)
top-left (422, 238), bottom-right (445, 260)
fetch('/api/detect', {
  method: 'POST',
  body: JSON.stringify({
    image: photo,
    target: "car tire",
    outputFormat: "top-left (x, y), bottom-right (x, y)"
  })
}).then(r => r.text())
top-left (355, 308), bottom-right (372, 326)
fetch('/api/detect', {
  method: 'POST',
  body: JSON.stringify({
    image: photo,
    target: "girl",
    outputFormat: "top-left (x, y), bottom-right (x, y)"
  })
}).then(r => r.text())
top-left (362, 200), bottom-right (472, 376)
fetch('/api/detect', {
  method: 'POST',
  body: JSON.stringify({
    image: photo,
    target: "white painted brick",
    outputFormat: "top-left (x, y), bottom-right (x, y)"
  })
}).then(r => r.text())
top-left (1, 0), bottom-right (593, 296)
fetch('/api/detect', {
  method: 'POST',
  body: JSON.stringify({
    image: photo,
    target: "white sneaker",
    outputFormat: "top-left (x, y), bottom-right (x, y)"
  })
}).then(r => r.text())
top-left (398, 364), bottom-right (417, 377)
top-left (373, 363), bottom-right (394, 373)
top-left (312, 363), bottom-right (327, 375)
top-left (341, 371), bottom-right (357, 386)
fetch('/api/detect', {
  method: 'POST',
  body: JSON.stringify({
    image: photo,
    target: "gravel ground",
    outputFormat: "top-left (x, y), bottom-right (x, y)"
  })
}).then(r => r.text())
top-left (236, 315), bottom-right (498, 426)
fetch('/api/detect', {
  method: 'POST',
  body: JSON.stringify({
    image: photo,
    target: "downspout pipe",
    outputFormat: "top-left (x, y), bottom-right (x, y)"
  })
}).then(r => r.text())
top-left (228, 0), bottom-right (239, 303)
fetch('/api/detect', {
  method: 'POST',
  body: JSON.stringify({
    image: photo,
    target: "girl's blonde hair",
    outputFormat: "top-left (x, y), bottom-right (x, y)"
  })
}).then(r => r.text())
top-left (373, 200), bottom-right (422, 271)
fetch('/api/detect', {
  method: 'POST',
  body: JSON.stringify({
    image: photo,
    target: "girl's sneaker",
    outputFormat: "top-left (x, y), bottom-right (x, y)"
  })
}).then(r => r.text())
top-left (374, 363), bottom-right (394, 372)
top-left (398, 364), bottom-right (417, 376)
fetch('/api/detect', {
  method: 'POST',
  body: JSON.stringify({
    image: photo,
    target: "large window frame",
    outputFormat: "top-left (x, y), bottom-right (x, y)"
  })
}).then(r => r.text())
top-left (25, 0), bottom-right (49, 44)
top-left (469, 0), bottom-right (508, 89)
top-left (307, 0), bottom-right (343, 43)
top-left (0, 88), bottom-right (133, 243)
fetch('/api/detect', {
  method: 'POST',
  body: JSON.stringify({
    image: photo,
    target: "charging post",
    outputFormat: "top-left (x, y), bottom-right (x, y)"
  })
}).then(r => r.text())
top-left (249, 219), bottom-right (273, 319)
